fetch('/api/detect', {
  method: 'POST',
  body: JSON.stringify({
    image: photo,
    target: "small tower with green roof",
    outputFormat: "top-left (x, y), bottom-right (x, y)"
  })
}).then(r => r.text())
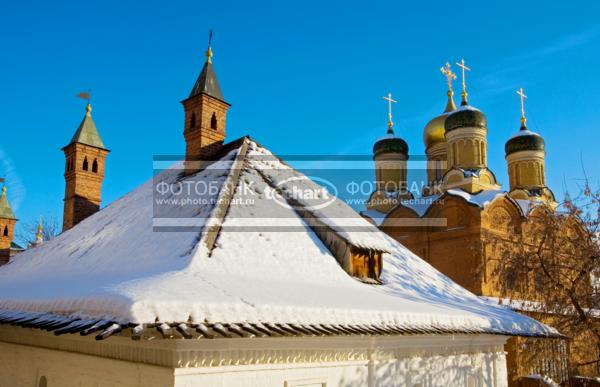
top-left (0, 185), bottom-right (17, 265)
top-left (62, 102), bottom-right (109, 231)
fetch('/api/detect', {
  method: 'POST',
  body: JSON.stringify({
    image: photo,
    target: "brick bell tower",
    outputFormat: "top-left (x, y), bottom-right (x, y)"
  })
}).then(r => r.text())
top-left (0, 185), bottom-right (17, 265)
top-left (181, 33), bottom-right (230, 174)
top-left (62, 103), bottom-right (109, 231)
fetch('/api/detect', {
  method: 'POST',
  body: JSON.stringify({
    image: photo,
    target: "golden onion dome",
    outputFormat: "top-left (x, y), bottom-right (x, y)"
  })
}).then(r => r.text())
top-left (423, 91), bottom-right (456, 150)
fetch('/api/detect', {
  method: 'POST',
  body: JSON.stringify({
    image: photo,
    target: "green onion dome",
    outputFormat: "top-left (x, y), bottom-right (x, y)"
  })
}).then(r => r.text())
top-left (373, 129), bottom-right (409, 158)
top-left (444, 104), bottom-right (487, 133)
top-left (505, 125), bottom-right (545, 155)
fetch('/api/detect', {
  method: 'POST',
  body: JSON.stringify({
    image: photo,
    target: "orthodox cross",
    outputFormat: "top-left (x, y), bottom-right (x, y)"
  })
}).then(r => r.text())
top-left (517, 87), bottom-right (527, 127)
top-left (440, 62), bottom-right (456, 93)
top-left (382, 92), bottom-right (397, 131)
top-left (455, 58), bottom-right (471, 103)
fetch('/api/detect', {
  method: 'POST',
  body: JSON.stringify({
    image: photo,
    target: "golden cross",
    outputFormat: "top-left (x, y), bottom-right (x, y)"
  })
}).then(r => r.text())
top-left (440, 62), bottom-right (456, 93)
top-left (517, 87), bottom-right (527, 127)
top-left (455, 58), bottom-right (471, 102)
top-left (382, 92), bottom-right (397, 130)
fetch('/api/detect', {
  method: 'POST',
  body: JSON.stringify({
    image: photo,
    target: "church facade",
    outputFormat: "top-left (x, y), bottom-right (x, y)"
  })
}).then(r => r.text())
top-left (362, 61), bottom-right (594, 384)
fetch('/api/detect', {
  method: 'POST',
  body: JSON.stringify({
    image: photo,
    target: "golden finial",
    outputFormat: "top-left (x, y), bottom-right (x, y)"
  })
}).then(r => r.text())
top-left (34, 216), bottom-right (44, 246)
top-left (76, 90), bottom-right (92, 114)
top-left (382, 92), bottom-right (397, 133)
top-left (517, 87), bottom-right (528, 129)
top-left (1, 186), bottom-right (6, 196)
top-left (205, 29), bottom-right (214, 64)
top-left (455, 58), bottom-right (471, 105)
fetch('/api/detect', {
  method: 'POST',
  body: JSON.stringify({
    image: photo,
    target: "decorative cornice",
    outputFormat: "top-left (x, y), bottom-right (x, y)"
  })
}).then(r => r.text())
top-left (0, 325), bottom-right (507, 369)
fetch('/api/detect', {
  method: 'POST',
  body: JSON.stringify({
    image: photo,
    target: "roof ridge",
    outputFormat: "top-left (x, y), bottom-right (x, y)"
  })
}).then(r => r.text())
top-left (201, 138), bottom-right (251, 255)
top-left (252, 160), bottom-right (388, 253)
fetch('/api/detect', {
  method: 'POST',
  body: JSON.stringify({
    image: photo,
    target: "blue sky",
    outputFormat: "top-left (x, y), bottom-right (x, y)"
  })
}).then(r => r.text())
top-left (1, 0), bottom-right (600, 231)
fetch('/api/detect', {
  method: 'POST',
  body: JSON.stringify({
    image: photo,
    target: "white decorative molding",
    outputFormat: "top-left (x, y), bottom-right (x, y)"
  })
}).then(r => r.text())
top-left (0, 325), bottom-right (507, 370)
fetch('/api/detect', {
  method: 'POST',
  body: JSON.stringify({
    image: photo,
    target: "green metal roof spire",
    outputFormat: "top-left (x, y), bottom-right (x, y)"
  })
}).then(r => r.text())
top-left (189, 31), bottom-right (225, 102)
top-left (64, 103), bottom-right (106, 150)
top-left (0, 186), bottom-right (16, 220)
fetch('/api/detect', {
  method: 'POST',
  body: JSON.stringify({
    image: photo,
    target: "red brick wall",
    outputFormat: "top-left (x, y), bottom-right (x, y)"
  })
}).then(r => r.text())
top-left (62, 144), bottom-right (108, 231)
top-left (182, 93), bottom-right (229, 174)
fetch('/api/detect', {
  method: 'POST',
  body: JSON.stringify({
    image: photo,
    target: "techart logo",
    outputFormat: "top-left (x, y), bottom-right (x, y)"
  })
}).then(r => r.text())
top-left (265, 176), bottom-right (338, 211)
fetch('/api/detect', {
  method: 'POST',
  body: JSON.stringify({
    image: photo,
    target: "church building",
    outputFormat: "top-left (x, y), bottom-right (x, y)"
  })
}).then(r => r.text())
top-left (362, 61), bottom-right (588, 384)
top-left (0, 42), bottom-right (560, 387)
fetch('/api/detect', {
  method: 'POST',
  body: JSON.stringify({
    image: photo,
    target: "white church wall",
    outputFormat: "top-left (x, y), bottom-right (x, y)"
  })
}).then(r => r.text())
top-left (0, 326), bottom-right (508, 387)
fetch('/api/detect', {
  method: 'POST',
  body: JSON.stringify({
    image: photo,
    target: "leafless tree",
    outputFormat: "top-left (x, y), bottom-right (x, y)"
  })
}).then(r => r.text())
top-left (489, 181), bottom-right (600, 378)
top-left (15, 216), bottom-right (60, 248)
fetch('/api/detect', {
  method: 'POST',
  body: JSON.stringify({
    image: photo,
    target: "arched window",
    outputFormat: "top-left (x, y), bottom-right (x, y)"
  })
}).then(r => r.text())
top-left (82, 157), bottom-right (89, 171)
top-left (92, 159), bottom-right (98, 173)
top-left (3, 226), bottom-right (8, 237)
top-left (38, 376), bottom-right (47, 387)
top-left (210, 112), bottom-right (218, 130)
top-left (453, 142), bottom-right (459, 165)
top-left (190, 113), bottom-right (196, 129)
top-left (481, 141), bottom-right (486, 164)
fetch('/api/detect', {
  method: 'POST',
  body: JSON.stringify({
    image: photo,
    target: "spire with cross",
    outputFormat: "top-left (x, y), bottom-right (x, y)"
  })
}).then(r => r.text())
top-left (455, 58), bottom-right (471, 105)
top-left (517, 87), bottom-right (528, 129)
top-left (206, 29), bottom-right (213, 64)
top-left (382, 92), bottom-right (397, 134)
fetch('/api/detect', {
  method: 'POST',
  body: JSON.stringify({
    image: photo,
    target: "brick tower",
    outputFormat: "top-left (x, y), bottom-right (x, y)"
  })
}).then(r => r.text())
top-left (62, 103), bottom-right (109, 231)
top-left (0, 185), bottom-right (17, 265)
top-left (181, 38), bottom-right (230, 174)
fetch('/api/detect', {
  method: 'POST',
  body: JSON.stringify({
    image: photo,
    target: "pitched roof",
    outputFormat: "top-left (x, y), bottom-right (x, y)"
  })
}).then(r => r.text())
top-left (64, 104), bottom-right (106, 150)
top-left (10, 242), bottom-right (23, 251)
top-left (0, 187), bottom-right (16, 220)
top-left (0, 138), bottom-right (558, 340)
top-left (189, 59), bottom-right (225, 101)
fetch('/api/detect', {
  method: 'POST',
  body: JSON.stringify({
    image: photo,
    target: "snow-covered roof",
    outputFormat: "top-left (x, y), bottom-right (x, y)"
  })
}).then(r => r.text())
top-left (399, 196), bottom-right (441, 216)
top-left (446, 188), bottom-right (506, 208)
top-left (0, 137), bottom-right (558, 340)
top-left (509, 128), bottom-right (542, 139)
top-left (368, 189), bottom-right (536, 220)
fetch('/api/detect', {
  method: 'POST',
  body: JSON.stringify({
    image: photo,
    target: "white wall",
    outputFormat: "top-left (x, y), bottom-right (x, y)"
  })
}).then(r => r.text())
top-left (0, 327), bottom-right (508, 387)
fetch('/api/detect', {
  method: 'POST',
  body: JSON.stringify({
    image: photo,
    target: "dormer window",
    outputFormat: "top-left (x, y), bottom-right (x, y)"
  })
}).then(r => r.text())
top-left (210, 112), bottom-right (218, 130)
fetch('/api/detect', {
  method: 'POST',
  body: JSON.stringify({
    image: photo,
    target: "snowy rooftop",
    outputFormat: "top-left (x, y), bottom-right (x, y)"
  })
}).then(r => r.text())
top-left (509, 128), bottom-right (542, 139)
top-left (0, 137), bottom-right (558, 339)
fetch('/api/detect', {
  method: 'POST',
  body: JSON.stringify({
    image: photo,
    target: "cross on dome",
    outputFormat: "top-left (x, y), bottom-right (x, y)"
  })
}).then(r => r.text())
top-left (382, 92), bottom-right (397, 133)
top-left (517, 87), bottom-right (528, 128)
top-left (455, 58), bottom-right (471, 105)
top-left (440, 62), bottom-right (457, 93)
